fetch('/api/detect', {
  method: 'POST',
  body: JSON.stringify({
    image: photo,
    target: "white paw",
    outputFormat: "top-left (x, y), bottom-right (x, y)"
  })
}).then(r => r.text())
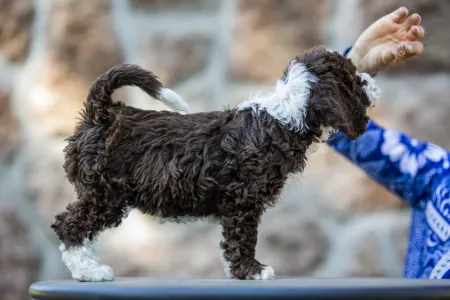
top-left (223, 265), bottom-right (232, 279)
top-left (252, 265), bottom-right (275, 280)
top-left (60, 240), bottom-right (114, 282)
top-left (96, 265), bottom-right (114, 281)
top-left (219, 248), bottom-right (232, 278)
top-left (73, 264), bottom-right (114, 282)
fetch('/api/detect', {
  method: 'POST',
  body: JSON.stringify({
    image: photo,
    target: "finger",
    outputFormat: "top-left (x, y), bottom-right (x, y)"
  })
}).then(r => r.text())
top-left (392, 42), bottom-right (424, 61)
top-left (392, 44), bottom-right (408, 59)
top-left (407, 25), bottom-right (425, 40)
top-left (407, 13), bottom-right (421, 26)
top-left (405, 41), bottom-right (424, 58)
top-left (391, 7), bottom-right (409, 23)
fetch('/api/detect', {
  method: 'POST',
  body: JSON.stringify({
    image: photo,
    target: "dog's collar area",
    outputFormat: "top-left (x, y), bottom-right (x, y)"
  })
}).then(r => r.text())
top-left (236, 61), bottom-right (318, 133)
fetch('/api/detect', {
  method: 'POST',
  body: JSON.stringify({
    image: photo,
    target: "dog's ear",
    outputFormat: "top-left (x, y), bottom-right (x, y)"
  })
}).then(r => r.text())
top-left (305, 77), bottom-right (370, 140)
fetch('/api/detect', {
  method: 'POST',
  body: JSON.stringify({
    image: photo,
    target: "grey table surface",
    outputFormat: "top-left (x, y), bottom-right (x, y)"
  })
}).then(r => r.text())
top-left (29, 277), bottom-right (450, 299)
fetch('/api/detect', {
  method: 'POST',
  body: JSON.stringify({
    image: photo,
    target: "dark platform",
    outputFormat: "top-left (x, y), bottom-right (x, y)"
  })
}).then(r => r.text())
top-left (29, 277), bottom-right (450, 300)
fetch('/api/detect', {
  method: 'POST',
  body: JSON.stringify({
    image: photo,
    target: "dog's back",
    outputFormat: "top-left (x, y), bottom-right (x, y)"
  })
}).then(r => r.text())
top-left (62, 70), bottom-right (231, 217)
top-left (62, 64), bottom-right (188, 186)
top-left (109, 108), bottom-right (229, 215)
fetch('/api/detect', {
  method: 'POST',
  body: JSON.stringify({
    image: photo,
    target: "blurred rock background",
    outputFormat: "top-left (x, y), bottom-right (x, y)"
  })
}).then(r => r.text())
top-left (0, 0), bottom-right (447, 299)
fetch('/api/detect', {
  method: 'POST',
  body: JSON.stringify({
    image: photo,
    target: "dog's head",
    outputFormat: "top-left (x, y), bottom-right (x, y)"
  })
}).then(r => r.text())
top-left (278, 46), bottom-right (380, 140)
top-left (236, 46), bottom-right (380, 141)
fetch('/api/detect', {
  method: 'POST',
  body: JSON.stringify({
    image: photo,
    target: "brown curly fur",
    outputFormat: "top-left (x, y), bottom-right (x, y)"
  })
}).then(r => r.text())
top-left (51, 46), bottom-right (372, 280)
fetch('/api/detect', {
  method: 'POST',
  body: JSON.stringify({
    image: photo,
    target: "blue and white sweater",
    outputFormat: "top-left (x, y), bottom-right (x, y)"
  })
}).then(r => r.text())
top-left (327, 47), bottom-right (450, 278)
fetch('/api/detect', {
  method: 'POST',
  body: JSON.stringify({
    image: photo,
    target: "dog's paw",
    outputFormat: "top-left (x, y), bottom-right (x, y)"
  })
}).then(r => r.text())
top-left (223, 265), bottom-right (232, 279)
top-left (251, 265), bottom-right (275, 280)
top-left (97, 265), bottom-right (114, 281)
top-left (73, 264), bottom-right (114, 282)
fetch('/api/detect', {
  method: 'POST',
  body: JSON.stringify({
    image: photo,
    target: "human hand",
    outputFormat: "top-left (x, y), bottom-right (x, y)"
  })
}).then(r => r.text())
top-left (348, 7), bottom-right (425, 75)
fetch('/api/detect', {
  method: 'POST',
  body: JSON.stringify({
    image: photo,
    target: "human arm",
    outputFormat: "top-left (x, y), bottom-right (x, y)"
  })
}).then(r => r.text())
top-left (328, 120), bottom-right (449, 205)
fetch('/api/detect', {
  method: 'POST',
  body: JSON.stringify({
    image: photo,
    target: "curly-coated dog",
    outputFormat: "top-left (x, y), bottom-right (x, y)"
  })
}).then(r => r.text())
top-left (51, 46), bottom-right (380, 281)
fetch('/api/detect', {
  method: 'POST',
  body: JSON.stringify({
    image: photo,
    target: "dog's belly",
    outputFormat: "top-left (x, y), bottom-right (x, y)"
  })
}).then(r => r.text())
top-left (136, 190), bottom-right (222, 223)
top-left (150, 203), bottom-right (221, 224)
top-left (157, 215), bottom-right (219, 224)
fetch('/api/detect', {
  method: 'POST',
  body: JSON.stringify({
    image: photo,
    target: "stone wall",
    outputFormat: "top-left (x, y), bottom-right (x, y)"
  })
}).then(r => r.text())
top-left (0, 0), bottom-right (448, 298)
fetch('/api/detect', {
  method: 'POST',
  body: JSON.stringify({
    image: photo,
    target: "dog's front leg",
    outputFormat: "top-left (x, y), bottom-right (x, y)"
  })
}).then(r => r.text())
top-left (219, 205), bottom-right (275, 280)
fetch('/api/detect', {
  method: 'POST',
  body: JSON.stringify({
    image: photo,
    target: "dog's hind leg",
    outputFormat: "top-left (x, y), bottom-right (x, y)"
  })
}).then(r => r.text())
top-left (51, 191), bottom-right (129, 282)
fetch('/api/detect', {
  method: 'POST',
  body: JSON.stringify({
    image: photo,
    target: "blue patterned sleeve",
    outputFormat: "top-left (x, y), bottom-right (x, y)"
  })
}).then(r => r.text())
top-left (327, 120), bottom-right (450, 205)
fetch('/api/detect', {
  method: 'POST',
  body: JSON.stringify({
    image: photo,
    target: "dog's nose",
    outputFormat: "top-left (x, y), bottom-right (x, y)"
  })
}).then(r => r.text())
top-left (347, 131), bottom-right (360, 140)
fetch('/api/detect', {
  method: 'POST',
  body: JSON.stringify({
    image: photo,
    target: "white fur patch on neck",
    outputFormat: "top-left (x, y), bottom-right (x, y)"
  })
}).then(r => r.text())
top-left (319, 126), bottom-right (337, 141)
top-left (306, 126), bottom-right (335, 156)
top-left (237, 60), bottom-right (318, 132)
top-left (357, 72), bottom-right (380, 108)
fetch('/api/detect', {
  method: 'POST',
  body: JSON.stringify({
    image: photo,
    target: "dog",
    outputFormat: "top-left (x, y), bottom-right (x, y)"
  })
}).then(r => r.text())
top-left (51, 46), bottom-right (380, 282)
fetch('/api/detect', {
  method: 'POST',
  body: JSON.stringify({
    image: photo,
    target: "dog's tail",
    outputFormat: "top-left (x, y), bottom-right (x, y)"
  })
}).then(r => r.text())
top-left (85, 64), bottom-right (188, 119)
